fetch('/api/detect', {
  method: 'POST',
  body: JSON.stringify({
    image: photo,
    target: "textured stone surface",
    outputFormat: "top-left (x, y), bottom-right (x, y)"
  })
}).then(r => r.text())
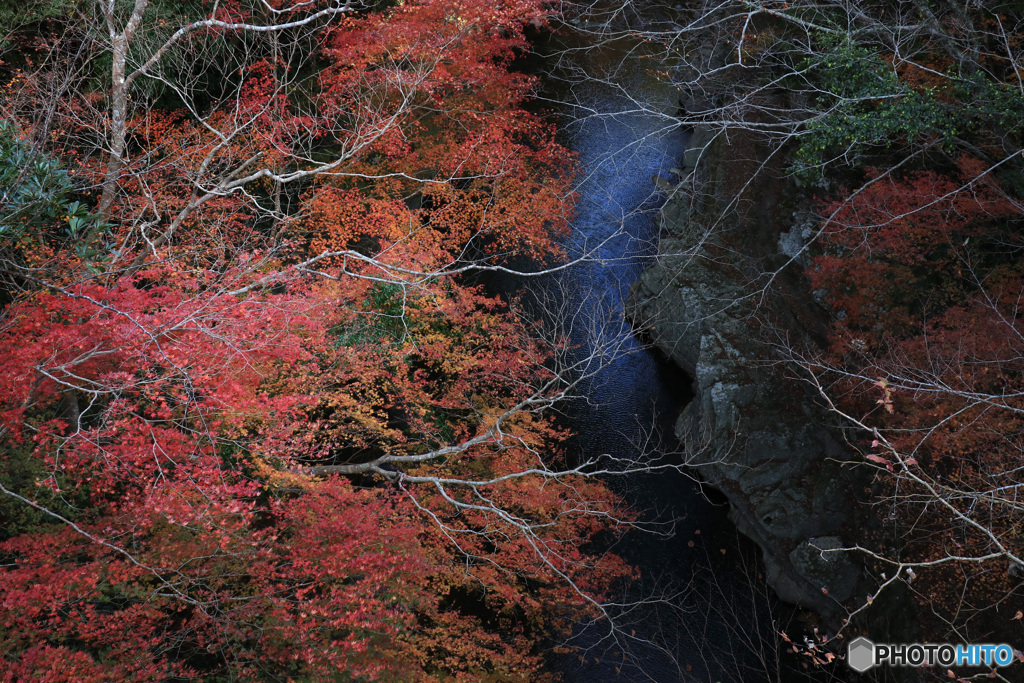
top-left (790, 537), bottom-right (861, 603)
top-left (627, 121), bottom-right (865, 619)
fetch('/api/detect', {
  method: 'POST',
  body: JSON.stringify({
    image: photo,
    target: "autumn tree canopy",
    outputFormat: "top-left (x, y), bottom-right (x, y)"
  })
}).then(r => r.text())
top-left (0, 1), bottom-right (640, 679)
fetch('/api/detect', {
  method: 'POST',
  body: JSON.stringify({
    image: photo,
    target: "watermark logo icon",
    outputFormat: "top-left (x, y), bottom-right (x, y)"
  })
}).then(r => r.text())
top-left (847, 637), bottom-right (1015, 672)
top-left (848, 637), bottom-right (875, 672)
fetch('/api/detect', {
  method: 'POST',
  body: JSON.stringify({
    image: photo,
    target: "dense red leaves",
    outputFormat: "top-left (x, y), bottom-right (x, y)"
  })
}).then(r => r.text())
top-left (809, 157), bottom-right (1024, 624)
top-left (0, 266), bottom-right (308, 456)
top-left (0, 479), bottom-right (428, 680)
top-left (0, 0), bottom-right (632, 679)
top-left (303, 0), bottom-right (574, 266)
top-left (811, 157), bottom-right (1018, 348)
top-left (0, 269), bottom-right (630, 678)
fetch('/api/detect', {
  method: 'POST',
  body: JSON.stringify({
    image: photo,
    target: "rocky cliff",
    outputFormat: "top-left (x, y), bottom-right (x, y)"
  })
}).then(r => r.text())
top-left (628, 119), bottom-right (866, 620)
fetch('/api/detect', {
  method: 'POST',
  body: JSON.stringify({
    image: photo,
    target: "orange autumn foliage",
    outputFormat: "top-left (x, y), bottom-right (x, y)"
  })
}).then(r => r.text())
top-left (0, 1), bottom-right (632, 680)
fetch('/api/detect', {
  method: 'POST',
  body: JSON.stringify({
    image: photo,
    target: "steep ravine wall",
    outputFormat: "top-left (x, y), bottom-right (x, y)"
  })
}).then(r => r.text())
top-left (627, 121), bottom-right (868, 621)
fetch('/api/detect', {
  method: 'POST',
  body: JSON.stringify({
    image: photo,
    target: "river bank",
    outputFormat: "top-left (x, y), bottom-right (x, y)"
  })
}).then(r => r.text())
top-left (513, 16), bottom-right (830, 680)
top-left (625, 119), bottom-right (867, 621)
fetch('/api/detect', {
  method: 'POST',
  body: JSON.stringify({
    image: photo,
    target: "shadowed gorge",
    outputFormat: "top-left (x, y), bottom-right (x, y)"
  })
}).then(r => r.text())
top-left (2, 1), bottom-right (1024, 681)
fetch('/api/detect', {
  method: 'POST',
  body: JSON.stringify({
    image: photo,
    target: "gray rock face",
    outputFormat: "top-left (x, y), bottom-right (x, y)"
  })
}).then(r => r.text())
top-left (790, 537), bottom-right (861, 604)
top-left (627, 124), bottom-right (864, 619)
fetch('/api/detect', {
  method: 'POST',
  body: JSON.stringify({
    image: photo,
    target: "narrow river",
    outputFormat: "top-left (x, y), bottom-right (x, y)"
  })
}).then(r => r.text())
top-left (496, 14), bottom-right (791, 683)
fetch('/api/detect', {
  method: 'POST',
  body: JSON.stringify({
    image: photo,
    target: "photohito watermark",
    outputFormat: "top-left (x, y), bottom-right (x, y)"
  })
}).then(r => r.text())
top-left (847, 638), bottom-right (1015, 673)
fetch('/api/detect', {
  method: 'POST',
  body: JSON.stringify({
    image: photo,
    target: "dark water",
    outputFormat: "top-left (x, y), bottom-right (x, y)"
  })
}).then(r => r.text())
top-left (496, 17), bottom-right (792, 683)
